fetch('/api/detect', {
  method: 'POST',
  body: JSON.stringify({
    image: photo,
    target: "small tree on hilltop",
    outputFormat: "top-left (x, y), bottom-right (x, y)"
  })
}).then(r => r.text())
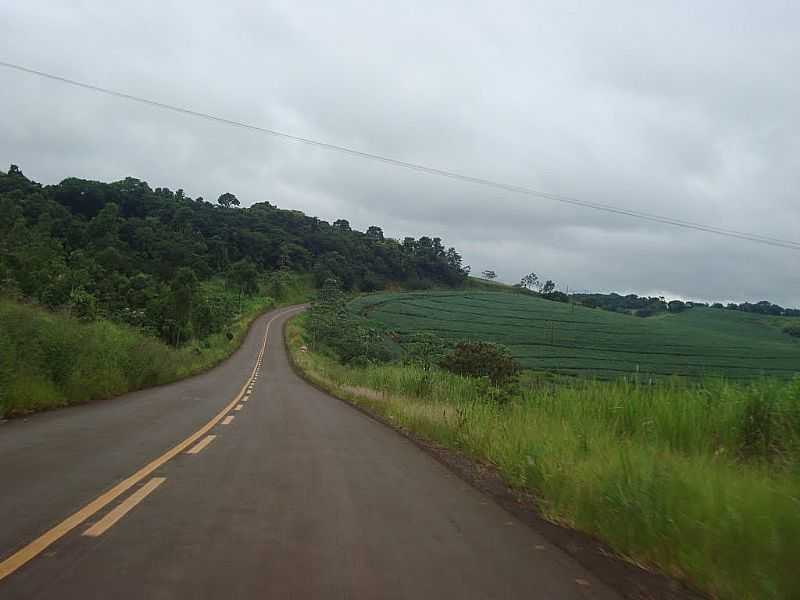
top-left (217, 192), bottom-right (240, 208)
top-left (366, 225), bottom-right (384, 241)
top-left (481, 270), bottom-right (497, 280)
top-left (520, 272), bottom-right (541, 292)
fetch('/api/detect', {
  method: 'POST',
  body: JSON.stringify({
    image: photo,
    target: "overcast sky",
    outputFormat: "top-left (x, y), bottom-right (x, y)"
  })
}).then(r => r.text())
top-left (1, 1), bottom-right (798, 304)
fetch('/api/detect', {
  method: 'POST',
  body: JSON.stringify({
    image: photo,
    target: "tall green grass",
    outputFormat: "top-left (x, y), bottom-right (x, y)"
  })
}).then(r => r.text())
top-left (1, 274), bottom-right (313, 417)
top-left (287, 314), bottom-right (800, 600)
top-left (0, 294), bottom-right (273, 417)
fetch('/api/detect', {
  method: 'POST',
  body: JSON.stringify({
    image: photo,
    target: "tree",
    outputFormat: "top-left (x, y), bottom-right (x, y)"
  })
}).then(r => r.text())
top-left (333, 219), bottom-right (351, 232)
top-left (227, 259), bottom-right (258, 312)
top-left (68, 288), bottom-right (97, 321)
top-left (228, 260), bottom-right (258, 295)
top-left (445, 247), bottom-right (462, 269)
top-left (217, 192), bottom-right (240, 209)
top-left (366, 226), bottom-right (384, 241)
top-left (541, 279), bottom-right (556, 295)
top-left (268, 269), bottom-right (291, 301)
top-left (668, 300), bottom-right (686, 312)
top-left (481, 270), bottom-right (497, 280)
top-left (520, 272), bottom-right (541, 292)
top-left (168, 267), bottom-right (198, 345)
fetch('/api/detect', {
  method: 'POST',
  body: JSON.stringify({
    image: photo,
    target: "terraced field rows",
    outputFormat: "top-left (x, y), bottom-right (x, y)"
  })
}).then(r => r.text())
top-left (351, 291), bottom-right (800, 379)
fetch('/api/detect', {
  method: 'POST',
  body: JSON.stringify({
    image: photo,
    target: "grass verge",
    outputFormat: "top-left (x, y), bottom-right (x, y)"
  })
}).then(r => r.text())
top-left (0, 275), bottom-right (312, 417)
top-left (286, 313), bottom-right (800, 600)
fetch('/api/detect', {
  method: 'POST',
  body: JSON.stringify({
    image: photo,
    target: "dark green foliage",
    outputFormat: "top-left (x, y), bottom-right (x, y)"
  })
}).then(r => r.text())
top-left (439, 340), bottom-right (519, 386)
top-left (543, 290), bottom-right (569, 303)
top-left (0, 165), bottom-right (467, 346)
top-left (573, 292), bottom-right (668, 315)
top-left (307, 279), bottom-right (393, 365)
top-left (403, 332), bottom-right (449, 369)
top-left (216, 192), bottom-right (240, 208)
top-left (519, 272), bottom-right (540, 291)
top-left (227, 260), bottom-right (258, 295)
top-left (784, 323), bottom-right (800, 338)
top-left (668, 300), bottom-right (686, 312)
top-left (68, 288), bottom-right (97, 321)
top-left (365, 225), bottom-right (384, 241)
top-left (513, 273), bottom-right (568, 303)
top-left (577, 292), bottom-right (800, 318)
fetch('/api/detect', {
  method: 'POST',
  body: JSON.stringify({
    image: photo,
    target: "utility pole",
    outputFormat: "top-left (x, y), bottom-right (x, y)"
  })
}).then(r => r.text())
top-left (567, 284), bottom-right (575, 313)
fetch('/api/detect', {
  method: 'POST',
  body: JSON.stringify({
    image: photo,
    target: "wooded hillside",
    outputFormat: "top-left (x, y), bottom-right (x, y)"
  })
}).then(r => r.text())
top-left (0, 165), bottom-right (468, 345)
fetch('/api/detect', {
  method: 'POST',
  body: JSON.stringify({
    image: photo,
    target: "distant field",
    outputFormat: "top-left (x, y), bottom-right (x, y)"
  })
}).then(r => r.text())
top-left (351, 291), bottom-right (800, 379)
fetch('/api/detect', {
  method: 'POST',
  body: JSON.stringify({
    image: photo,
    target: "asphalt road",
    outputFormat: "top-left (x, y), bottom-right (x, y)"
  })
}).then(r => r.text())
top-left (0, 306), bottom-right (620, 599)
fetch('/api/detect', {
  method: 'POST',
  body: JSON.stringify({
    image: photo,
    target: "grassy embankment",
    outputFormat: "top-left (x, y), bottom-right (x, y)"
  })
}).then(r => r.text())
top-left (287, 312), bottom-right (800, 600)
top-left (0, 276), bottom-right (311, 417)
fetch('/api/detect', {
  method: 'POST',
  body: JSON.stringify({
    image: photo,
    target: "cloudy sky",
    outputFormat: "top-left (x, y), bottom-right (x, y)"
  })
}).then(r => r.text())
top-left (1, 1), bottom-right (798, 304)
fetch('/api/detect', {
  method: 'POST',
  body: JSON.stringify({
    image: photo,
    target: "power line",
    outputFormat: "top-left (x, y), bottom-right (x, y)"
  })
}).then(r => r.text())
top-left (2, 59), bottom-right (799, 251)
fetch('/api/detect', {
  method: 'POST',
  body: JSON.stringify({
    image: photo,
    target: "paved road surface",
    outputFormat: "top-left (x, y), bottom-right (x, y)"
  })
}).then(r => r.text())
top-left (0, 307), bottom-right (620, 599)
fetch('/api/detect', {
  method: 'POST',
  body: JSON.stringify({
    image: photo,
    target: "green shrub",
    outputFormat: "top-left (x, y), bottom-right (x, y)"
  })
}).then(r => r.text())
top-left (439, 341), bottom-right (519, 386)
top-left (784, 323), bottom-right (800, 338)
top-left (403, 332), bottom-right (449, 369)
top-left (307, 278), bottom-right (394, 365)
top-left (68, 288), bottom-right (97, 321)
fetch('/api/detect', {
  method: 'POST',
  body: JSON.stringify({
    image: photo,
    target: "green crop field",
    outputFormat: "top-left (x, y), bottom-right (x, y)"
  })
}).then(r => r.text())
top-left (350, 291), bottom-right (800, 379)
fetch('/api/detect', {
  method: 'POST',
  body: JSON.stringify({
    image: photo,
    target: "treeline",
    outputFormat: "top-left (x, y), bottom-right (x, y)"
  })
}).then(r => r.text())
top-left (710, 300), bottom-right (800, 317)
top-left (0, 165), bottom-right (468, 345)
top-left (572, 293), bottom-right (674, 317)
top-left (504, 269), bottom-right (800, 318)
top-left (572, 292), bottom-right (800, 318)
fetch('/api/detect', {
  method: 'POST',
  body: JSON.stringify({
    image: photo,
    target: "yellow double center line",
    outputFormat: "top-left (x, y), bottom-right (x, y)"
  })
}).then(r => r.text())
top-left (0, 307), bottom-right (299, 581)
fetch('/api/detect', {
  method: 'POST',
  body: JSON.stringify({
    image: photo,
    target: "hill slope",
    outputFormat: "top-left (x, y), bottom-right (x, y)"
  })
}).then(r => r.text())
top-left (351, 291), bottom-right (800, 379)
top-left (0, 165), bottom-right (467, 347)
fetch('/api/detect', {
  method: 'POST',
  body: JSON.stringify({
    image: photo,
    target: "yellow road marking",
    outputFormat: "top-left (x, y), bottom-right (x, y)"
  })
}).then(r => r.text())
top-left (234, 404), bottom-right (243, 411)
top-left (186, 435), bottom-right (216, 455)
top-left (222, 416), bottom-right (234, 425)
top-left (0, 306), bottom-right (303, 582)
top-left (82, 478), bottom-right (165, 537)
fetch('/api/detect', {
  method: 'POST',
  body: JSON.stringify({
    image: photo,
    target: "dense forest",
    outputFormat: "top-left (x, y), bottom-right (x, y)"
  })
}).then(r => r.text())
top-left (0, 165), bottom-right (468, 345)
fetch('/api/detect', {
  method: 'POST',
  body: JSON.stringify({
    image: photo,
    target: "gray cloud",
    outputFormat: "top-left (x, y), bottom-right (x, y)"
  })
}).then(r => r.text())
top-left (1, 0), bottom-right (798, 305)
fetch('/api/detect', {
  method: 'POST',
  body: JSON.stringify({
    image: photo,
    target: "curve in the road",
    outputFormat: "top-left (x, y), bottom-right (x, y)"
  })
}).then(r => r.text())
top-left (0, 307), bottom-right (298, 581)
top-left (0, 306), bottom-right (619, 599)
